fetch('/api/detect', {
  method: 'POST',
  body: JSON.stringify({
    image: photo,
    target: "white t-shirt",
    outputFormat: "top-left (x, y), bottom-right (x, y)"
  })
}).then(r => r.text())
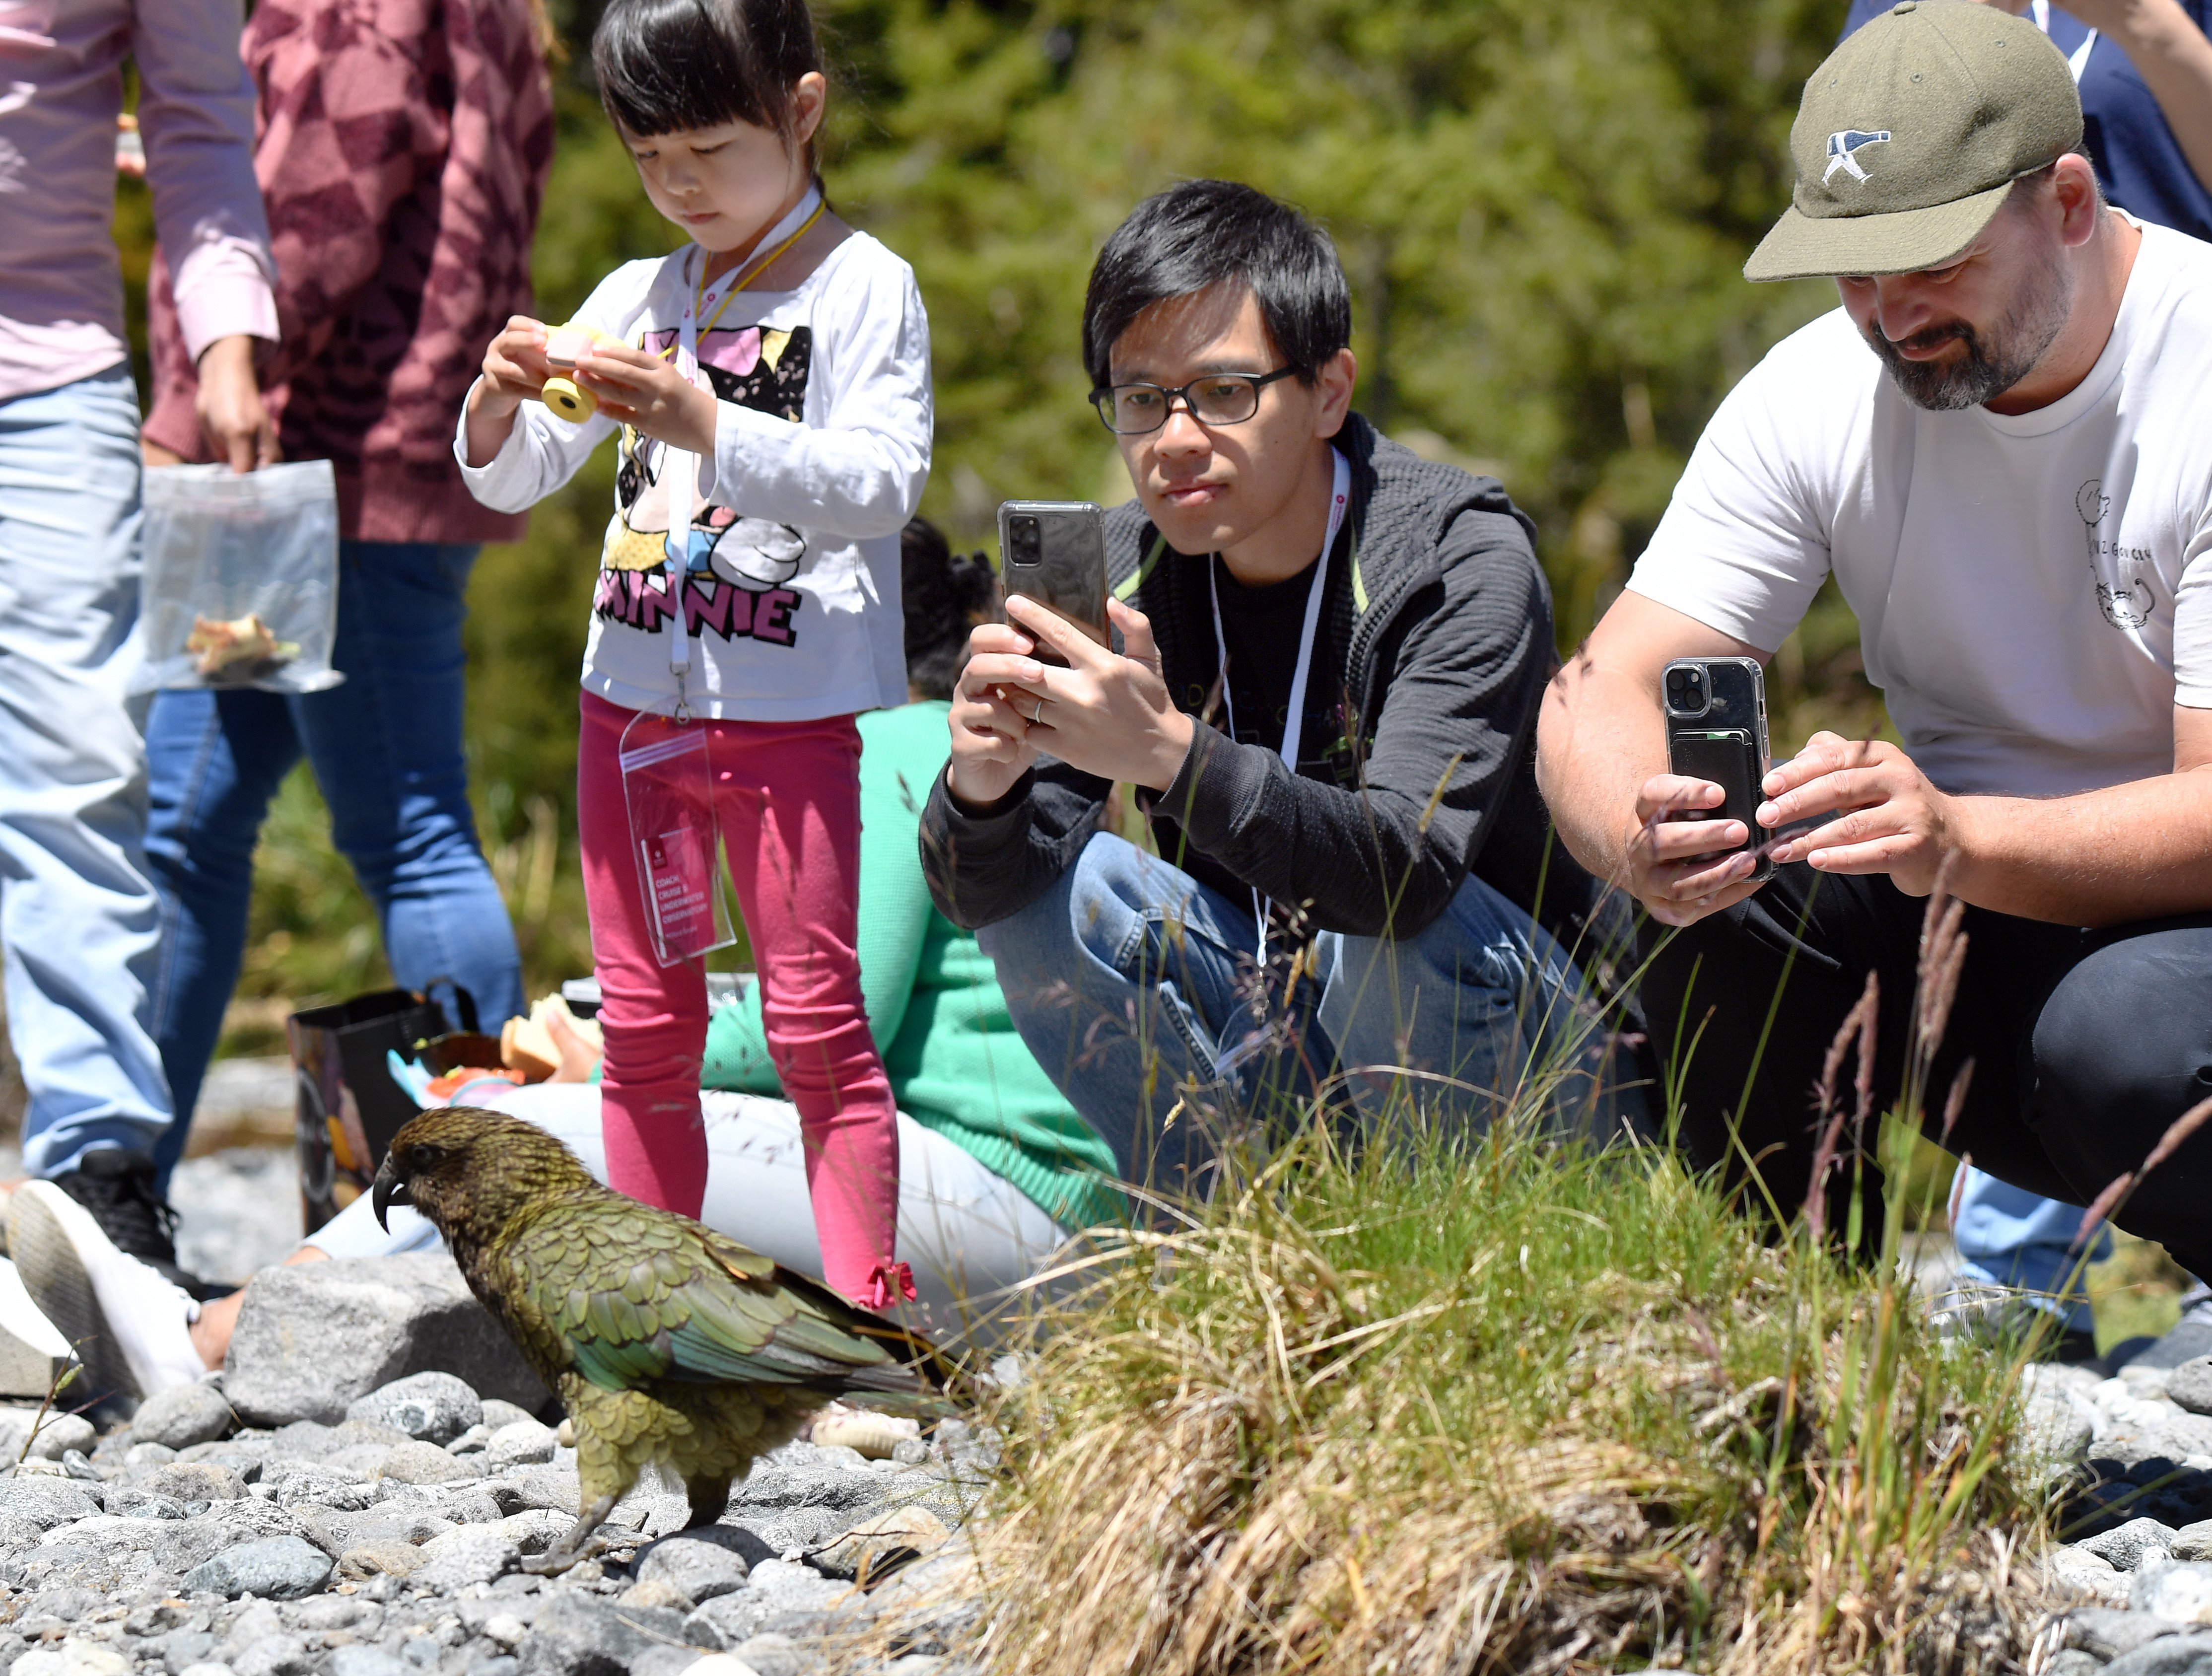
top-left (456, 225), bottom-right (931, 720)
top-left (1629, 218), bottom-right (2212, 799)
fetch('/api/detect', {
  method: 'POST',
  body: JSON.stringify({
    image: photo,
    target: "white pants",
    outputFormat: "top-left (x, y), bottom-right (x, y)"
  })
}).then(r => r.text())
top-left (310, 1086), bottom-right (1072, 1345)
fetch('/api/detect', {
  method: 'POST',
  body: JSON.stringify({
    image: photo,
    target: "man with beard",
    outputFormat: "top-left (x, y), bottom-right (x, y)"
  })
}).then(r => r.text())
top-left (1535, 0), bottom-right (2212, 1279)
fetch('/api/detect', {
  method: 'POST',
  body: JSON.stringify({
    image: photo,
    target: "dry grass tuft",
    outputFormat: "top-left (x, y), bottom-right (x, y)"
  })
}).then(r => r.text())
top-left (953, 1118), bottom-right (2053, 1676)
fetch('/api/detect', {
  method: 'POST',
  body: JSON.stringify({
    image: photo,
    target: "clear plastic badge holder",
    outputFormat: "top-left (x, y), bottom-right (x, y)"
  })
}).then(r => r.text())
top-left (619, 711), bottom-right (738, 967)
top-left (134, 461), bottom-right (343, 695)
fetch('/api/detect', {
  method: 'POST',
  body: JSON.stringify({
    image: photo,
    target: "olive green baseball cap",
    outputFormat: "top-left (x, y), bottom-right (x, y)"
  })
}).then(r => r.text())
top-left (1745, 0), bottom-right (2083, 283)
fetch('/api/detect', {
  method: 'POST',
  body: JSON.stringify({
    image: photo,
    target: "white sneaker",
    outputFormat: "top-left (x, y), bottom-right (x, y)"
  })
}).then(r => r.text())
top-left (0, 1257), bottom-right (74, 1399)
top-left (8, 1180), bottom-right (203, 1404)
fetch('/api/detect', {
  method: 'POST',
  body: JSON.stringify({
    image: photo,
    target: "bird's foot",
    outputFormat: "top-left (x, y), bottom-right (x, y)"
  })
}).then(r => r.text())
top-left (521, 1497), bottom-right (616, 1575)
top-left (521, 1536), bottom-right (605, 1577)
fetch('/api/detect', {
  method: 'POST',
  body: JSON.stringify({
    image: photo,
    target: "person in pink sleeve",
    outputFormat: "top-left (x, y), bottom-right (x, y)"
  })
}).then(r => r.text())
top-left (0, 0), bottom-right (277, 1395)
top-left (130, 0), bottom-right (553, 1224)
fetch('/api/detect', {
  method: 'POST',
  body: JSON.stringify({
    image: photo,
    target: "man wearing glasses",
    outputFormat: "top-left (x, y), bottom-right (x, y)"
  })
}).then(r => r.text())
top-left (918, 180), bottom-right (1640, 1197)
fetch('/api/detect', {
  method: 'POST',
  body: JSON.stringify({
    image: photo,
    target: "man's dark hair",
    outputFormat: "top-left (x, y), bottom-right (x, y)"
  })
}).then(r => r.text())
top-left (592, 0), bottom-right (821, 145)
top-left (902, 517), bottom-right (996, 702)
top-left (1082, 181), bottom-right (1352, 391)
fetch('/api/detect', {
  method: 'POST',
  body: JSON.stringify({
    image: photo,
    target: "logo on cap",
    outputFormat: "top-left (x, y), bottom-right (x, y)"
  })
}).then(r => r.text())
top-left (1823, 129), bottom-right (1893, 184)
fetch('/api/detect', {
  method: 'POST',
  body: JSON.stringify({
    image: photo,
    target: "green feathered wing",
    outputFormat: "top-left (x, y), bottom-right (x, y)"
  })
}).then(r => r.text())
top-left (485, 1196), bottom-right (932, 1399)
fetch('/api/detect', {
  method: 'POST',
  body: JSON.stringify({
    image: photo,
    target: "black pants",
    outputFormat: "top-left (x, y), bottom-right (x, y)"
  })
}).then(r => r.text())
top-left (1637, 864), bottom-right (2212, 1280)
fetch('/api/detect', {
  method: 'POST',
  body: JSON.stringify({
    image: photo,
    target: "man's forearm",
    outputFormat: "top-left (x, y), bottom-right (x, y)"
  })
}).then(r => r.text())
top-left (1950, 768), bottom-right (2212, 926)
top-left (1535, 656), bottom-right (1666, 888)
top-left (2104, 0), bottom-right (2212, 196)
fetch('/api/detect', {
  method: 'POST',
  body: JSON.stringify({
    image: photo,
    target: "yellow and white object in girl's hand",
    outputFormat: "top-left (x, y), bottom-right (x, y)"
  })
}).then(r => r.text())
top-left (539, 324), bottom-right (621, 421)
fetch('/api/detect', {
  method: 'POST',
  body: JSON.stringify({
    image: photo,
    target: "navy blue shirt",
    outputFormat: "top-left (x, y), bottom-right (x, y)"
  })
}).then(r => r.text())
top-left (1842, 0), bottom-right (2212, 241)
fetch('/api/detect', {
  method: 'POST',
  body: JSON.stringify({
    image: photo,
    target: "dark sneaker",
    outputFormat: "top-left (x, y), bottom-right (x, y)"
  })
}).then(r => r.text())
top-left (47, 1149), bottom-right (220, 1301)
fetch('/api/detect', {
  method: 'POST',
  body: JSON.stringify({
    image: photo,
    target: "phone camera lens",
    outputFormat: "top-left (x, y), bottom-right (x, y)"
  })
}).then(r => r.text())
top-left (1665, 670), bottom-right (1687, 696)
top-left (1009, 517), bottom-right (1042, 562)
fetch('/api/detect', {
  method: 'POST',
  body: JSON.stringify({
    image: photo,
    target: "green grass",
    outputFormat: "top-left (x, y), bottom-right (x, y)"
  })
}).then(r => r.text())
top-left (829, 883), bottom-right (2089, 1676)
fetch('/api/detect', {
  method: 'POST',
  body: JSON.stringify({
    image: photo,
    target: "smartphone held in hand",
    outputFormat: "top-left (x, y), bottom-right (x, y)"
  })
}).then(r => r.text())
top-left (1663, 656), bottom-right (1775, 884)
top-left (997, 500), bottom-right (1108, 667)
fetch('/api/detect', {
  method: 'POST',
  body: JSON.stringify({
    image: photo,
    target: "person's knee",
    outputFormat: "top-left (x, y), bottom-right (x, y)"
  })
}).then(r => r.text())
top-left (2032, 930), bottom-right (2212, 1159)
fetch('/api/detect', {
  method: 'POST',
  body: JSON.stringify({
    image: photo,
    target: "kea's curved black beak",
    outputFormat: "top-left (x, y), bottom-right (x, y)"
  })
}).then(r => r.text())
top-left (371, 1153), bottom-right (410, 1232)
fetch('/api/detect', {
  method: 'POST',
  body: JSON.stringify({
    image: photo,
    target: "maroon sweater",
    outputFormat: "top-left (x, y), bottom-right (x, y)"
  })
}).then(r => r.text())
top-left (144, 0), bottom-right (554, 544)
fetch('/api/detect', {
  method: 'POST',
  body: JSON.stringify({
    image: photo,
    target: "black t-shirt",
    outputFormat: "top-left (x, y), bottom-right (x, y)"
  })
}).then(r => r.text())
top-left (1149, 546), bottom-right (1357, 927)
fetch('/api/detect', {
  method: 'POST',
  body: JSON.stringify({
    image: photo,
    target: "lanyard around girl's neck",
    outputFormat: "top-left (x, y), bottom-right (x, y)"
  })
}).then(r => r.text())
top-left (1207, 445), bottom-right (1352, 960)
top-left (658, 184), bottom-right (825, 718)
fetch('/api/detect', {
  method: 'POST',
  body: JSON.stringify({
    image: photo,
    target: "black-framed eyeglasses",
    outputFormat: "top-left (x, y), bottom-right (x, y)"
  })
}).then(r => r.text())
top-left (1088, 366), bottom-right (1300, 434)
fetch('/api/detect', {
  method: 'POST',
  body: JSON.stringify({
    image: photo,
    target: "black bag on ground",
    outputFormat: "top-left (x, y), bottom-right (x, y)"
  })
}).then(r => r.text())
top-left (288, 982), bottom-right (477, 1233)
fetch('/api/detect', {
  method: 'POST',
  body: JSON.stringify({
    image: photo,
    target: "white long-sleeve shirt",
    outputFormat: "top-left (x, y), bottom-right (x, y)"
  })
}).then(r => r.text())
top-left (0, 0), bottom-right (276, 401)
top-left (457, 228), bottom-right (932, 720)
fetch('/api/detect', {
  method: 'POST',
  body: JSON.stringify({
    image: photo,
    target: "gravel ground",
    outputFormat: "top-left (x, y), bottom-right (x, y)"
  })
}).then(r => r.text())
top-left (0, 1372), bottom-right (993, 1676)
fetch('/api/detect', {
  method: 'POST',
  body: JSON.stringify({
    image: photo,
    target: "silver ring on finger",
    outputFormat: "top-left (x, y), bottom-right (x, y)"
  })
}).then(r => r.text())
top-left (1030, 696), bottom-right (1046, 725)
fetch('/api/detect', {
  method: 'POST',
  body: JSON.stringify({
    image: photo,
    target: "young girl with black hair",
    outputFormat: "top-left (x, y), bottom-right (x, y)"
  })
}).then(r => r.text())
top-left (455, 0), bottom-right (930, 1307)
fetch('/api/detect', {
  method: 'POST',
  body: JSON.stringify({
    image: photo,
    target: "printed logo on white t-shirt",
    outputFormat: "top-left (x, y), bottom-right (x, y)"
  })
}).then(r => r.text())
top-left (2079, 477), bottom-right (2157, 629)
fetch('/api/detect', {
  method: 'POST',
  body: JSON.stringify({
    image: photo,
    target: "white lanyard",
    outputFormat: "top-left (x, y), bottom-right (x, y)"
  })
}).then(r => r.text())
top-left (661, 186), bottom-right (822, 718)
top-left (1207, 446), bottom-right (1351, 958)
top-left (2028, 2), bottom-right (2098, 80)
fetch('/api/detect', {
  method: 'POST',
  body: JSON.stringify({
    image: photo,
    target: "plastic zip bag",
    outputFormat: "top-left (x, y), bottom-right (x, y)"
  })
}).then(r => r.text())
top-left (620, 709), bottom-right (738, 967)
top-left (135, 461), bottom-right (344, 695)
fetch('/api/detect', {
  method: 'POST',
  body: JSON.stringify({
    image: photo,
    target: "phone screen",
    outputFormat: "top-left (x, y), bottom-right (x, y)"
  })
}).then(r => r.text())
top-left (998, 501), bottom-right (1107, 668)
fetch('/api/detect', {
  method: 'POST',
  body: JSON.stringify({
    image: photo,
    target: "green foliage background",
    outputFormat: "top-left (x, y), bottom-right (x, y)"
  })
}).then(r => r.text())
top-left (115, 0), bottom-right (1895, 1048)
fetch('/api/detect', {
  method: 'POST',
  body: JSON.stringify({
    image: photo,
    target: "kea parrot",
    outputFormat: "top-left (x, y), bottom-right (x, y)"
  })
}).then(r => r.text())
top-left (371, 1106), bottom-right (946, 1573)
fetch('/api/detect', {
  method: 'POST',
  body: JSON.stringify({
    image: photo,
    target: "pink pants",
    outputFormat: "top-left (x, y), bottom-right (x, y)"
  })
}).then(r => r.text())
top-left (576, 690), bottom-right (905, 1306)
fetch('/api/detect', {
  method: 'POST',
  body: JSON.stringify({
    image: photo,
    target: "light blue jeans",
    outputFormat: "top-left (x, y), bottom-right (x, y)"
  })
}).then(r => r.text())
top-left (0, 367), bottom-right (174, 1177)
top-left (976, 832), bottom-right (1645, 1196)
top-left (144, 541), bottom-right (525, 1181)
top-left (1951, 1167), bottom-right (2113, 1332)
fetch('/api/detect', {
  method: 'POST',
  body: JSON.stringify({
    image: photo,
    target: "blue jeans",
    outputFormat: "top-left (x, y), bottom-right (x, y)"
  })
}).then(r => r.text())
top-left (977, 833), bottom-right (1646, 1195)
top-left (144, 539), bottom-right (523, 1178)
top-left (1951, 1168), bottom-right (2113, 1332)
top-left (0, 367), bottom-right (175, 1178)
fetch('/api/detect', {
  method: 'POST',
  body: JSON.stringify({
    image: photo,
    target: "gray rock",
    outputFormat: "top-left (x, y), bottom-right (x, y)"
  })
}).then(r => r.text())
top-left (228, 1636), bottom-right (312, 1676)
top-left (2071, 1606), bottom-right (2190, 1659)
top-left (491, 1511), bottom-right (568, 1557)
top-left (101, 1484), bottom-right (188, 1520)
top-left (132, 1387), bottom-right (237, 1453)
top-left (438, 1487), bottom-right (507, 1526)
top-left (493, 1471), bottom-right (577, 1519)
top-left (2105, 1633), bottom-right (2212, 1675)
top-left (636, 1529), bottom-right (755, 1604)
top-left (2088, 1517), bottom-right (2182, 1572)
top-left (146, 1465), bottom-right (249, 1505)
top-left (328, 1650), bottom-right (408, 1676)
top-left (412, 1530), bottom-right (519, 1594)
top-left (682, 1559), bottom-right (852, 1647)
top-left (2142, 1560), bottom-right (2212, 1622)
top-left (325, 1420), bottom-right (412, 1453)
top-left (377, 1442), bottom-right (481, 1487)
top-left (724, 1633), bottom-right (818, 1676)
top-left (2177, 1521), bottom-right (2212, 1562)
top-left (346, 1376), bottom-right (482, 1448)
top-left (222, 1257), bottom-right (551, 1427)
top-left (513, 1593), bottom-right (688, 1676)
top-left (21, 1414), bottom-right (96, 1462)
top-left (444, 1423), bottom-right (493, 1457)
top-left (2171, 1357), bottom-right (2212, 1417)
top-left (478, 1403), bottom-right (536, 1434)
top-left (267, 1465), bottom-right (377, 1514)
top-left (624, 1652), bottom-right (695, 1676)
top-left (162, 1636), bottom-right (219, 1675)
top-left (0, 1476), bottom-right (100, 1529)
top-left (179, 1536), bottom-right (334, 1600)
top-left (483, 1425), bottom-right (554, 1471)
top-left (2048, 1654), bottom-right (2112, 1676)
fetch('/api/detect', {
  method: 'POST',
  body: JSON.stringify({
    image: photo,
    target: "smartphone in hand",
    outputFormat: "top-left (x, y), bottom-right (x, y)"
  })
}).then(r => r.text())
top-left (1662, 656), bottom-right (1774, 884)
top-left (997, 501), bottom-right (1108, 668)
